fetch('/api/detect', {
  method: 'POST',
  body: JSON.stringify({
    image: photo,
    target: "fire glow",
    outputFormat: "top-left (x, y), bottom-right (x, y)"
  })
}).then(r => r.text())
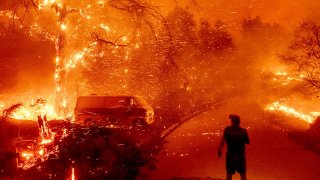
top-left (0, 0), bottom-right (137, 119)
top-left (265, 101), bottom-right (316, 123)
top-left (2, 99), bottom-right (60, 121)
top-left (11, 104), bottom-right (57, 120)
top-left (71, 167), bottom-right (75, 180)
top-left (18, 123), bottom-right (69, 170)
top-left (272, 70), bottom-right (304, 86)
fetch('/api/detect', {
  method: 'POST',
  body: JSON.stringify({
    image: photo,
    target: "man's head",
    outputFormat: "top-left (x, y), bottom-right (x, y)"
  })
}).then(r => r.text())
top-left (229, 114), bottom-right (240, 126)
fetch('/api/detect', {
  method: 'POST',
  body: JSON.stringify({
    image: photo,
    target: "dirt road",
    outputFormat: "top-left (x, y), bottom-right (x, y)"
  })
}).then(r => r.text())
top-left (139, 101), bottom-right (320, 180)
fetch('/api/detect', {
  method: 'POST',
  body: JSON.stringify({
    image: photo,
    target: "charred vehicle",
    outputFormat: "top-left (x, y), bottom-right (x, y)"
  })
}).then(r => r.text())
top-left (74, 96), bottom-right (154, 128)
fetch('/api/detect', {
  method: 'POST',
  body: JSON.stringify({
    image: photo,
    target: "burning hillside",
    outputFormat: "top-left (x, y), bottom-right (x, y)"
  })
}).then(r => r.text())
top-left (1, 0), bottom-right (320, 179)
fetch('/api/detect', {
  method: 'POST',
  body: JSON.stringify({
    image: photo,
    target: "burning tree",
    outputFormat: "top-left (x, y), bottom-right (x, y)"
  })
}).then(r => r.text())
top-left (0, 0), bottom-right (238, 128)
top-left (282, 21), bottom-right (320, 93)
top-left (0, 0), bottom-right (204, 128)
top-left (0, 0), bottom-right (173, 117)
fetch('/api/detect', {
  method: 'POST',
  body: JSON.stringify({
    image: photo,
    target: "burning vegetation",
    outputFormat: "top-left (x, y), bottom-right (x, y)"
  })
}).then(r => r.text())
top-left (0, 0), bottom-right (320, 179)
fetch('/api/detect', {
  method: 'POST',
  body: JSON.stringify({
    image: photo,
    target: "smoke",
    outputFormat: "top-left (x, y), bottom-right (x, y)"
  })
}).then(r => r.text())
top-left (161, 0), bottom-right (320, 29)
top-left (1, 0), bottom-right (320, 123)
top-left (0, 31), bottom-right (55, 96)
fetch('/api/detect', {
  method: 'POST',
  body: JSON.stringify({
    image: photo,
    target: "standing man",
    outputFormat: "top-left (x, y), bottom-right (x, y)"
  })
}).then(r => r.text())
top-left (218, 114), bottom-right (250, 180)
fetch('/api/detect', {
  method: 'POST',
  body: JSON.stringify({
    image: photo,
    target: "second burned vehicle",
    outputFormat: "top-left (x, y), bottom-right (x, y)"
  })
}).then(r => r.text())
top-left (74, 95), bottom-right (155, 128)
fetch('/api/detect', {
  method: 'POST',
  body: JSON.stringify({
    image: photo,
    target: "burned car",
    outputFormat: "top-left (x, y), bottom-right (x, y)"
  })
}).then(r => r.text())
top-left (74, 95), bottom-right (154, 128)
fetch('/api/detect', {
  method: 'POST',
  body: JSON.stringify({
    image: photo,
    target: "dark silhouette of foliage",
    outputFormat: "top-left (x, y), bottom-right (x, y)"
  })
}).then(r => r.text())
top-left (166, 6), bottom-right (197, 53)
top-left (2, 103), bottom-right (23, 119)
top-left (241, 16), bottom-right (284, 42)
top-left (199, 19), bottom-right (234, 52)
top-left (242, 16), bottom-right (264, 32)
top-left (281, 21), bottom-right (320, 92)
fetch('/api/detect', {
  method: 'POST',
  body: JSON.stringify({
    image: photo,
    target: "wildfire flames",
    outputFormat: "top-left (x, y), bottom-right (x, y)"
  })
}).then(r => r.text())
top-left (1, 98), bottom-right (62, 120)
top-left (263, 70), bottom-right (319, 124)
top-left (267, 70), bottom-right (305, 86)
top-left (265, 101), bottom-right (316, 124)
top-left (11, 103), bottom-right (56, 120)
top-left (18, 123), bottom-right (69, 170)
top-left (0, 98), bottom-right (70, 171)
top-left (1, 0), bottom-right (320, 179)
top-left (71, 167), bottom-right (75, 180)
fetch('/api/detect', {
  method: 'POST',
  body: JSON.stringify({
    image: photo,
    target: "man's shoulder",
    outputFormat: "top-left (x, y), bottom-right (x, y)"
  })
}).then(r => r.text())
top-left (239, 126), bottom-right (248, 131)
top-left (225, 126), bottom-right (248, 133)
top-left (238, 127), bottom-right (248, 134)
top-left (224, 126), bottom-right (233, 131)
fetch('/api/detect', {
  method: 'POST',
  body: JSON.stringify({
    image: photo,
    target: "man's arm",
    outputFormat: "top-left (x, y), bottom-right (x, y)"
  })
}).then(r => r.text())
top-left (218, 137), bottom-right (225, 158)
top-left (245, 129), bottom-right (250, 145)
top-left (218, 128), bottom-right (227, 158)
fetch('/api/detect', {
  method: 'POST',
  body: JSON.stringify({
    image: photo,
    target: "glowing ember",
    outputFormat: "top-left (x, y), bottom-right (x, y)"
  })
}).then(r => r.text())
top-left (265, 101), bottom-right (316, 123)
top-left (21, 152), bottom-right (34, 160)
top-left (61, 24), bottom-right (67, 30)
top-left (39, 149), bottom-right (44, 156)
top-left (39, 138), bottom-right (53, 145)
top-left (71, 167), bottom-right (75, 180)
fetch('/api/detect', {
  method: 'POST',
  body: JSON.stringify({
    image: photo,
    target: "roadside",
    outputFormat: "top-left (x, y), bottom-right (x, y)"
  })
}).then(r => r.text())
top-left (139, 101), bottom-right (320, 180)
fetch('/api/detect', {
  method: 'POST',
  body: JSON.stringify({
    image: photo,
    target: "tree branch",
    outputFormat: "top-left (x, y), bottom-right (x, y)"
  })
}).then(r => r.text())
top-left (92, 32), bottom-right (126, 47)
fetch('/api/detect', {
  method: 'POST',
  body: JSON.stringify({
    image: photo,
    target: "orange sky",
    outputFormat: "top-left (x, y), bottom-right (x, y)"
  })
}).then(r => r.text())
top-left (154, 0), bottom-right (320, 30)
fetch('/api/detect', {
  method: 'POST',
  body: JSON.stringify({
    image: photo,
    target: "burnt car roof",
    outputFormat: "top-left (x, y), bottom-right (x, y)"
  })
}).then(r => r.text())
top-left (75, 96), bottom-right (150, 110)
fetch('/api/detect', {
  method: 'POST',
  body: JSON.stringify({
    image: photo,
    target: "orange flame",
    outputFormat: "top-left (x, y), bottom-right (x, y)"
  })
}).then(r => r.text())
top-left (71, 167), bottom-right (75, 180)
top-left (9, 103), bottom-right (58, 120)
top-left (265, 101), bottom-right (315, 123)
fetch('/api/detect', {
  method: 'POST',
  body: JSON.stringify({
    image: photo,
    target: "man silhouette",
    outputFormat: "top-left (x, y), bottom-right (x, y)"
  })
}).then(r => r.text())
top-left (218, 114), bottom-right (250, 180)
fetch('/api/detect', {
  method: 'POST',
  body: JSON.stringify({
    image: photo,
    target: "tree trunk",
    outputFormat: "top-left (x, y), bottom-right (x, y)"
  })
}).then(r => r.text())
top-left (54, 5), bottom-right (68, 117)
